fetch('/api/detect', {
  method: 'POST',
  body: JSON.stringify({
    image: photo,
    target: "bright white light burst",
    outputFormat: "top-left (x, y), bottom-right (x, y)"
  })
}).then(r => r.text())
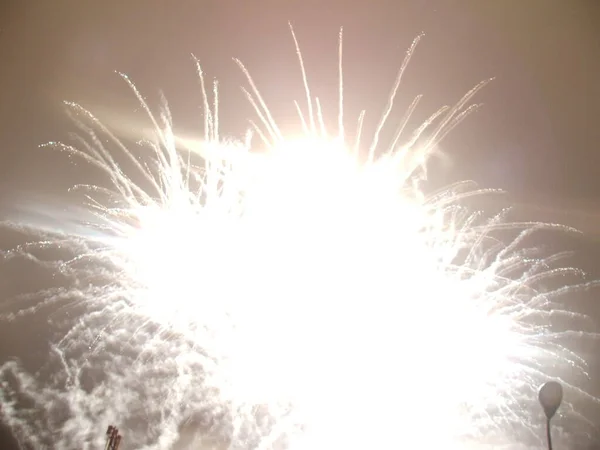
top-left (1, 26), bottom-right (597, 449)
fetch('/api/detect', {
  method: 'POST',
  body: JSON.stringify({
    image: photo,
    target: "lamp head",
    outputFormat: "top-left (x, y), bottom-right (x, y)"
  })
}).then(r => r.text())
top-left (539, 381), bottom-right (563, 420)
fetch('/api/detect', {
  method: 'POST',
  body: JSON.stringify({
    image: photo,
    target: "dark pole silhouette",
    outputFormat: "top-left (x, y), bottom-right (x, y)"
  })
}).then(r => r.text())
top-left (538, 381), bottom-right (563, 450)
top-left (104, 425), bottom-right (122, 450)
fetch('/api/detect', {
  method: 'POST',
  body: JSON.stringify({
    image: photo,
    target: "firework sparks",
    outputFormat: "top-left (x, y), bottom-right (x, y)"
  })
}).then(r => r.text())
top-left (0, 25), bottom-right (597, 449)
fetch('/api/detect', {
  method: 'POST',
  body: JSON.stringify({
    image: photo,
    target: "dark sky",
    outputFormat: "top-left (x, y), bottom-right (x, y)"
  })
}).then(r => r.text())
top-left (1, 0), bottom-right (600, 448)
top-left (1, 1), bottom-right (600, 206)
top-left (1, 0), bottom-right (600, 231)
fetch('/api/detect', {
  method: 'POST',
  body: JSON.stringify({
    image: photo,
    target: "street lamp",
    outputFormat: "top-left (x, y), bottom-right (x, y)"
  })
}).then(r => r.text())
top-left (538, 381), bottom-right (563, 450)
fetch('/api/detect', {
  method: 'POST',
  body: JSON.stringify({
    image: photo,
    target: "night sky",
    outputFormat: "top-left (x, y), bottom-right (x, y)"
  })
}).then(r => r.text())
top-left (1, 1), bottom-right (600, 448)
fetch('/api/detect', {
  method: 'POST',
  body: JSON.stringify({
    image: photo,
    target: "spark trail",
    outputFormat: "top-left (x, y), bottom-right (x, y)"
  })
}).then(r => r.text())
top-left (0, 26), bottom-right (597, 449)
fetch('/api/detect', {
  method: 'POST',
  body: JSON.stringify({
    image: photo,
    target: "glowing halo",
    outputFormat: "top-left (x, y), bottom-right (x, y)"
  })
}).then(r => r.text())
top-left (0, 24), bottom-right (597, 450)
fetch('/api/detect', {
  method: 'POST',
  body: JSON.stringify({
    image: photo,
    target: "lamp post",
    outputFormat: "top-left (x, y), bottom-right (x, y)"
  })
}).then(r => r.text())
top-left (538, 381), bottom-right (563, 450)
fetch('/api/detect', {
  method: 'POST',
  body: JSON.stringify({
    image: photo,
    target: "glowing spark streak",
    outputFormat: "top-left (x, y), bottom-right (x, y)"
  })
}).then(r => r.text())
top-left (0, 25), bottom-right (597, 450)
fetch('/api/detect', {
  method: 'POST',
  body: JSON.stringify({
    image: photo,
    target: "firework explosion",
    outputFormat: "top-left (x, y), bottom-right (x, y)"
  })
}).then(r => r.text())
top-left (0, 26), bottom-right (597, 449)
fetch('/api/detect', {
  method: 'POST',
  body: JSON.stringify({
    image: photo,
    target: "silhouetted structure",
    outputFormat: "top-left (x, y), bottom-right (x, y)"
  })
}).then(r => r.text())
top-left (539, 381), bottom-right (563, 450)
top-left (104, 425), bottom-right (122, 450)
